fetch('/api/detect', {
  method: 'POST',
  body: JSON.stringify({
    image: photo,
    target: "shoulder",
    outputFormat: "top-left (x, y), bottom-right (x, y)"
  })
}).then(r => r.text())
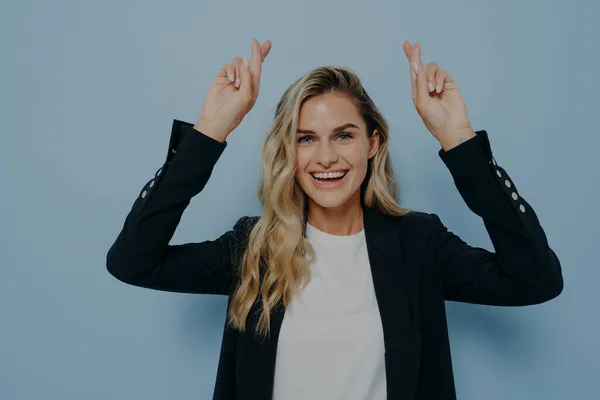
top-left (231, 216), bottom-right (261, 241)
top-left (227, 216), bottom-right (261, 261)
top-left (386, 210), bottom-right (448, 247)
top-left (234, 215), bottom-right (261, 231)
top-left (391, 209), bottom-right (441, 230)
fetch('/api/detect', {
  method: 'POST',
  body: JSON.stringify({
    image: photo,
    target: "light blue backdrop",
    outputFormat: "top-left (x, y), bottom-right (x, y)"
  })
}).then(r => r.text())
top-left (2, 0), bottom-right (597, 399)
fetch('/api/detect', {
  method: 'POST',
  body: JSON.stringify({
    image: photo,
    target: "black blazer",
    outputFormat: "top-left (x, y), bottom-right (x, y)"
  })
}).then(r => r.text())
top-left (106, 119), bottom-right (563, 400)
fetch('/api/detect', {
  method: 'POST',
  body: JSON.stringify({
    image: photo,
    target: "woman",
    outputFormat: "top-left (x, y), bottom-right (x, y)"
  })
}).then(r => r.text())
top-left (106, 38), bottom-right (563, 400)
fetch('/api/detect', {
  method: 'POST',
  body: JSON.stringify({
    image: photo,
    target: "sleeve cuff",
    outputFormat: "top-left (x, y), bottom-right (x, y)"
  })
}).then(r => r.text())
top-left (437, 130), bottom-right (495, 183)
top-left (168, 119), bottom-right (228, 166)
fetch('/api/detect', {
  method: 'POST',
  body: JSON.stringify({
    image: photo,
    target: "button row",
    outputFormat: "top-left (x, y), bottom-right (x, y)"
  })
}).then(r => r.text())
top-left (495, 168), bottom-right (525, 213)
top-left (140, 148), bottom-right (176, 200)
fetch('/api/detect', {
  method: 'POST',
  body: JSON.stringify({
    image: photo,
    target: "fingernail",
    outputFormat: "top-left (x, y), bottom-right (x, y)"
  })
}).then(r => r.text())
top-left (429, 81), bottom-right (434, 92)
top-left (235, 77), bottom-right (241, 87)
top-left (412, 63), bottom-right (419, 74)
top-left (243, 58), bottom-right (248, 69)
top-left (228, 73), bottom-right (234, 82)
top-left (436, 84), bottom-right (442, 93)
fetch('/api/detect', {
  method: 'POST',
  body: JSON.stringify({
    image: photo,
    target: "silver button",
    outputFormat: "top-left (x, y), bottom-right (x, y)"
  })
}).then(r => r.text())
top-left (149, 180), bottom-right (154, 188)
top-left (496, 170), bottom-right (502, 177)
top-left (519, 204), bottom-right (525, 213)
top-left (511, 192), bottom-right (518, 200)
top-left (504, 180), bottom-right (511, 188)
top-left (141, 190), bottom-right (147, 198)
top-left (171, 148), bottom-right (177, 154)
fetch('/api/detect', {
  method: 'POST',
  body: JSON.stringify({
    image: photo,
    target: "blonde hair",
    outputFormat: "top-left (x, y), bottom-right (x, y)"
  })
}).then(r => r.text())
top-left (228, 65), bottom-right (412, 337)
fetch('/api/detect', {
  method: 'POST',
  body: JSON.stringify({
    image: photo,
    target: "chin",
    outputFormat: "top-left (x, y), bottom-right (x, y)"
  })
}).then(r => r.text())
top-left (310, 195), bottom-right (351, 209)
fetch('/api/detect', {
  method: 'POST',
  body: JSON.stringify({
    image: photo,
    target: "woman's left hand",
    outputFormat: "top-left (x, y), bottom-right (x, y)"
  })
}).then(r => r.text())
top-left (403, 41), bottom-right (476, 151)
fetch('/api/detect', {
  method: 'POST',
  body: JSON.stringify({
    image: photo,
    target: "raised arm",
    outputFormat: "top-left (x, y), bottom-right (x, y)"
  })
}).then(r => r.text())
top-left (106, 38), bottom-right (271, 295)
top-left (106, 120), bottom-right (251, 295)
top-left (401, 41), bottom-right (562, 305)
top-left (433, 130), bottom-right (563, 306)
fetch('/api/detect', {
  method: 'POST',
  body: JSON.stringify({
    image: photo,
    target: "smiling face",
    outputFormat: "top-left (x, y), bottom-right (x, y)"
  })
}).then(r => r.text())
top-left (295, 92), bottom-right (379, 212)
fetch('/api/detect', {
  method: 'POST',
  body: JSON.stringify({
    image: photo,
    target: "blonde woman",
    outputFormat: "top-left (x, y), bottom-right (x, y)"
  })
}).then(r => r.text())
top-left (106, 39), bottom-right (563, 400)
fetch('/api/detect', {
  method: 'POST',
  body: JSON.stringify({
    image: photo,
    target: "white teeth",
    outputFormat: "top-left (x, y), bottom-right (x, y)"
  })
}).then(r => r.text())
top-left (311, 171), bottom-right (347, 179)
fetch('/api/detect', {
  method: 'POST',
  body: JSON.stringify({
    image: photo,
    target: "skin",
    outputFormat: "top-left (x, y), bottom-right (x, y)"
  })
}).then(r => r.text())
top-left (295, 92), bottom-right (379, 236)
top-left (402, 41), bottom-right (476, 151)
top-left (293, 42), bottom-right (477, 236)
top-left (195, 38), bottom-right (477, 236)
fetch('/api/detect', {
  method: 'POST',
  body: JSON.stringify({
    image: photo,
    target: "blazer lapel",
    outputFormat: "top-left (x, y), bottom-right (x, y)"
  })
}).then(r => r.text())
top-left (363, 205), bottom-right (417, 340)
top-left (234, 292), bottom-right (285, 400)
top-left (364, 206), bottom-right (422, 399)
top-left (236, 206), bottom-right (420, 400)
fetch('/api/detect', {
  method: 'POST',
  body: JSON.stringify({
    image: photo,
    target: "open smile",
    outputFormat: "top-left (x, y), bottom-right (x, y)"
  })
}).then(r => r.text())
top-left (310, 170), bottom-right (349, 188)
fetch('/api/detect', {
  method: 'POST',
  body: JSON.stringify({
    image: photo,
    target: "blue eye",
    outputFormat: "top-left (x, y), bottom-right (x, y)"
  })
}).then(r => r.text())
top-left (337, 133), bottom-right (353, 141)
top-left (297, 136), bottom-right (313, 143)
top-left (297, 133), bottom-right (353, 143)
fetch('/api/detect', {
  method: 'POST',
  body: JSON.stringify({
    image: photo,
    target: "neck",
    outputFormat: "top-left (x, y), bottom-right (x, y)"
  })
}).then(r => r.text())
top-left (306, 192), bottom-right (364, 236)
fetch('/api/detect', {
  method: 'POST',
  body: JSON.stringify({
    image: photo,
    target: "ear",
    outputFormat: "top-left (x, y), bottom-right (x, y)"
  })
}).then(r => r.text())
top-left (368, 129), bottom-right (379, 159)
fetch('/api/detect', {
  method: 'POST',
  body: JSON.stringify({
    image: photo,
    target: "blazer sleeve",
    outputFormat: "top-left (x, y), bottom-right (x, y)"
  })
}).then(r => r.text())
top-left (432, 130), bottom-right (564, 306)
top-left (106, 119), bottom-right (249, 295)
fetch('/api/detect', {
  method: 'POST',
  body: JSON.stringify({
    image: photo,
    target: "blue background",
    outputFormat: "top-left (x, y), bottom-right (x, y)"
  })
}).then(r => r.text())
top-left (2, 0), bottom-right (597, 398)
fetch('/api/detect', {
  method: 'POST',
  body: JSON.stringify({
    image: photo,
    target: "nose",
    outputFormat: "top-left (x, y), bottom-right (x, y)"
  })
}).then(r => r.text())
top-left (316, 140), bottom-right (338, 168)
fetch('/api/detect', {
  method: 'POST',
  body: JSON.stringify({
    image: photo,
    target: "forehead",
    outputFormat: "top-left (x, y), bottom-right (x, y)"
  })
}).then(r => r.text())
top-left (298, 93), bottom-right (363, 130)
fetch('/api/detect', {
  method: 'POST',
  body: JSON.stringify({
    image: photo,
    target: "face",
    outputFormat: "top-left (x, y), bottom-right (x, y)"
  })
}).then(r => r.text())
top-left (294, 92), bottom-right (379, 211)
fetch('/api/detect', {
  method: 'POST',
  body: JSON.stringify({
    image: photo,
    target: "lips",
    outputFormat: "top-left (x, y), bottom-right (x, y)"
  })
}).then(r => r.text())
top-left (310, 170), bottom-right (349, 188)
top-left (309, 170), bottom-right (349, 180)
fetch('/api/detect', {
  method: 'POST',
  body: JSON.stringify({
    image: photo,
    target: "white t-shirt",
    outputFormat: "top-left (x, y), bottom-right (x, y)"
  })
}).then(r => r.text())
top-left (272, 221), bottom-right (386, 400)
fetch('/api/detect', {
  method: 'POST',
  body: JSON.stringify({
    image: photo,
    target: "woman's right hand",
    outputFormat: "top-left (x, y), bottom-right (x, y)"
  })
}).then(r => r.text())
top-left (194, 38), bottom-right (272, 142)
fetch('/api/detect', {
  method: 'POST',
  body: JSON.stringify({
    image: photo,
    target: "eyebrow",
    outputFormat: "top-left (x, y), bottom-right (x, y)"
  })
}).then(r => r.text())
top-left (296, 123), bottom-right (360, 135)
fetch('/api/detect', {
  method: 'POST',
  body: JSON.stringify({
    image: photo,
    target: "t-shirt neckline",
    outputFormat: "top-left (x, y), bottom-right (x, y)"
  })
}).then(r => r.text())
top-left (305, 221), bottom-right (365, 247)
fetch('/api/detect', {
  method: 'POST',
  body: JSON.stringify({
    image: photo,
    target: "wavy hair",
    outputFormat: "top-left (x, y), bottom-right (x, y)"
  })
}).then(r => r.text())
top-left (228, 65), bottom-right (413, 337)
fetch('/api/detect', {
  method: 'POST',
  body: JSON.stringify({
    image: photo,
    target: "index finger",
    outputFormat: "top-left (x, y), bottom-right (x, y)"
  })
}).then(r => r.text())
top-left (403, 41), bottom-right (423, 66)
top-left (403, 41), bottom-right (419, 62)
top-left (250, 39), bottom-right (271, 71)
top-left (403, 40), bottom-right (413, 62)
